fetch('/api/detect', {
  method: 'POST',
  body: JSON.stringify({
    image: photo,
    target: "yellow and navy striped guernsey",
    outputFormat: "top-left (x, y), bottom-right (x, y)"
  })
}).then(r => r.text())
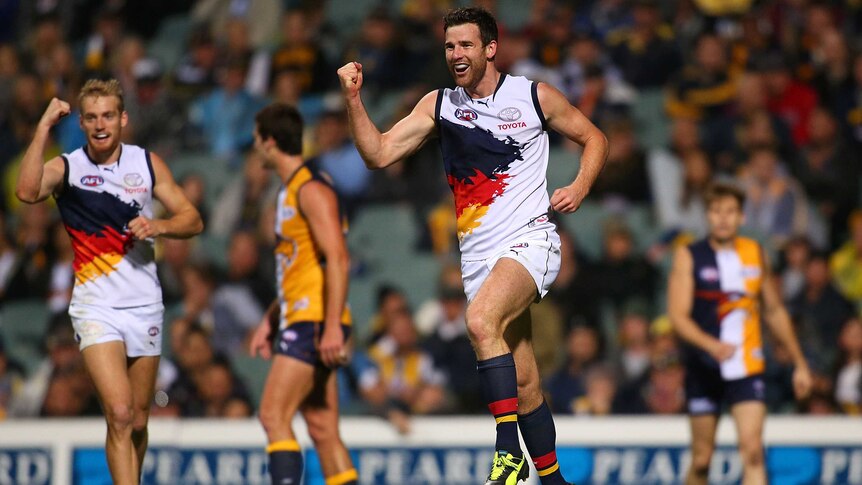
top-left (275, 165), bottom-right (351, 328)
top-left (688, 237), bottom-right (765, 380)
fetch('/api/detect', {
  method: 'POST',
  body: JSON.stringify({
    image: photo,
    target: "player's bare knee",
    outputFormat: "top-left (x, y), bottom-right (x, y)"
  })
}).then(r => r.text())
top-left (465, 310), bottom-right (499, 347)
top-left (258, 405), bottom-right (285, 434)
top-left (739, 440), bottom-right (764, 467)
top-left (105, 404), bottom-right (134, 434)
top-left (307, 420), bottom-right (338, 448)
top-left (690, 445), bottom-right (714, 475)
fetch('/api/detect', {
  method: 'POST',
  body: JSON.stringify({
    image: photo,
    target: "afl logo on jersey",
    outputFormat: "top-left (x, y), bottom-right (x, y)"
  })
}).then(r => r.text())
top-left (699, 267), bottom-right (720, 282)
top-left (280, 205), bottom-right (297, 221)
top-left (124, 173), bottom-right (144, 187)
top-left (80, 175), bottom-right (104, 187)
top-left (455, 108), bottom-right (479, 121)
top-left (497, 107), bottom-right (522, 121)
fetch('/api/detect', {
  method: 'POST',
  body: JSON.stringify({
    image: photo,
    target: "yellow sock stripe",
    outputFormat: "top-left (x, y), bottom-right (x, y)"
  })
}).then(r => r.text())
top-left (266, 440), bottom-right (300, 453)
top-left (537, 462), bottom-right (560, 477)
top-left (325, 468), bottom-right (358, 485)
top-left (494, 414), bottom-right (518, 424)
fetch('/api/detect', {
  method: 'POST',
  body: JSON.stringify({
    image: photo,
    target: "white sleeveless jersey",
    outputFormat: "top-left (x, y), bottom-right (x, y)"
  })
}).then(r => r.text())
top-left (436, 74), bottom-right (556, 259)
top-left (56, 144), bottom-right (162, 307)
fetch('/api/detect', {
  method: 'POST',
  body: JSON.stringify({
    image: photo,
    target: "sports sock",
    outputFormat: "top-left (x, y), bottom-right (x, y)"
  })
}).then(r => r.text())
top-left (267, 440), bottom-right (303, 485)
top-left (518, 400), bottom-right (567, 484)
top-left (325, 468), bottom-right (358, 485)
top-left (477, 353), bottom-right (521, 457)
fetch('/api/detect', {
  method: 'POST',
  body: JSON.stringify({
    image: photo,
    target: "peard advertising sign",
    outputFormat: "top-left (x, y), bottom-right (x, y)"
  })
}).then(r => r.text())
top-left (0, 448), bottom-right (51, 485)
top-left (66, 445), bottom-right (862, 485)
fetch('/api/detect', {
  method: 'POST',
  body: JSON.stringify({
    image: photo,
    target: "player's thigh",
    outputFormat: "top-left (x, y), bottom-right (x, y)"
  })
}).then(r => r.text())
top-left (82, 341), bottom-right (134, 409)
top-left (300, 366), bottom-right (341, 440)
top-left (127, 355), bottom-right (160, 419)
top-left (689, 413), bottom-right (719, 458)
top-left (730, 401), bottom-right (766, 449)
top-left (469, 257), bottom-right (538, 327)
top-left (260, 354), bottom-right (316, 420)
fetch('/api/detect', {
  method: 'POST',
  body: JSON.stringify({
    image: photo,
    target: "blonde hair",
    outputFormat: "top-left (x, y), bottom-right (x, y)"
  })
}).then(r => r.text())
top-left (78, 78), bottom-right (124, 112)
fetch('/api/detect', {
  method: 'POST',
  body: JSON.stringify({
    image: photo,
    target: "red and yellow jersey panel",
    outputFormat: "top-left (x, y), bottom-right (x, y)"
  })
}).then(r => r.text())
top-left (275, 165), bottom-right (351, 327)
top-left (689, 236), bottom-right (765, 379)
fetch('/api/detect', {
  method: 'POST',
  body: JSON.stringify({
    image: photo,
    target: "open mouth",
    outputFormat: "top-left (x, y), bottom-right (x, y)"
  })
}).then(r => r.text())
top-left (93, 133), bottom-right (110, 141)
top-left (453, 63), bottom-right (469, 74)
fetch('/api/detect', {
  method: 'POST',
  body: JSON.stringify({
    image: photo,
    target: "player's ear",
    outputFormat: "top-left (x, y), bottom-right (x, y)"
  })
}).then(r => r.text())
top-left (120, 110), bottom-right (128, 128)
top-left (486, 39), bottom-right (497, 61)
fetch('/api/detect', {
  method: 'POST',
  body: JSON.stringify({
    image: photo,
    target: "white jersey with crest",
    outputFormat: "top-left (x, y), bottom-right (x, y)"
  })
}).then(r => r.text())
top-left (56, 143), bottom-right (162, 307)
top-left (435, 73), bottom-right (556, 259)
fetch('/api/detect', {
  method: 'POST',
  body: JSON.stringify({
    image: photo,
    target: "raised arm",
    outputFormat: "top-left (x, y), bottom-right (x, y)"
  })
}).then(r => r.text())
top-left (668, 245), bottom-right (736, 362)
top-left (337, 62), bottom-right (437, 169)
top-left (15, 98), bottom-right (69, 203)
top-left (127, 153), bottom-right (203, 240)
top-left (537, 82), bottom-right (609, 213)
top-left (760, 251), bottom-right (812, 400)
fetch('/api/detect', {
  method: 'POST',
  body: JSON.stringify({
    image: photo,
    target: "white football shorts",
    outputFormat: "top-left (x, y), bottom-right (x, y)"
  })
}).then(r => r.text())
top-left (461, 230), bottom-right (562, 303)
top-left (69, 302), bottom-right (165, 357)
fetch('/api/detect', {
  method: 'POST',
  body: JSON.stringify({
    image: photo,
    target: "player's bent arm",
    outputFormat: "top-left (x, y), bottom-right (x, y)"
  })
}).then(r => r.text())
top-left (16, 127), bottom-right (65, 204)
top-left (760, 253), bottom-right (808, 369)
top-left (668, 246), bottom-right (722, 353)
top-left (300, 181), bottom-right (349, 330)
top-left (538, 82), bottom-right (608, 193)
top-left (150, 153), bottom-right (204, 238)
top-left (345, 90), bottom-right (437, 169)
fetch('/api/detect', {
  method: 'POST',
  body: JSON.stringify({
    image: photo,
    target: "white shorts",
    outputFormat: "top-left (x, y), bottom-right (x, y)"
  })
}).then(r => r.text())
top-left (461, 231), bottom-right (562, 303)
top-left (69, 302), bottom-right (165, 357)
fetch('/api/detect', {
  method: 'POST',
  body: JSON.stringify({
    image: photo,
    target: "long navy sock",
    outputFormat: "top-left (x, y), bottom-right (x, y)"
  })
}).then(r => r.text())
top-left (519, 401), bottom-right (567, 484)
top-left (267, 440), bottom-right (303, 485)
top-left (477, 353), bottom-right (521, 457)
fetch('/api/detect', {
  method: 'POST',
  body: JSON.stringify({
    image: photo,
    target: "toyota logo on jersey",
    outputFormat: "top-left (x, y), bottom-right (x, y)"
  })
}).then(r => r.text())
top-left (455, 108), bottom-right (478, 121)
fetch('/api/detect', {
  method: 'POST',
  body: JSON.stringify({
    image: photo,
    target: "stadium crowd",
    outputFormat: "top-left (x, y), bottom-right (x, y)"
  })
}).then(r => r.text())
top-left (0, 0), bottom-right (861, 428)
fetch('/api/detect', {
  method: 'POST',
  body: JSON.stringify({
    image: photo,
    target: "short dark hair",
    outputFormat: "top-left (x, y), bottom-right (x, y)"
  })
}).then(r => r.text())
top-left (704, 181), bottom-right (746, 209)
top-left (443, 7), bottom-right (498, 47)
top-left (255, 103), bottom-right (303, 156)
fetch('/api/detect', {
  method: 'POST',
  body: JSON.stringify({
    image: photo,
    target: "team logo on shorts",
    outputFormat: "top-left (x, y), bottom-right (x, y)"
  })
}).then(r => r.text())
top-left (699, 267), bottom-right (720, 282)
top-left (124, 173), bottom-right (144, 187)
top-left (511, 242), bottom-right (529, 249)
top-left (455, 108), bottom-right (479, 121)
top-left (80, 175), bottom-right (104, 187)
top-left (148, 326), bottom-right (160, 337)
top-left (497, 107), bottom-right (522, 121)
top-left (282, 330), bottom-right (298, 342)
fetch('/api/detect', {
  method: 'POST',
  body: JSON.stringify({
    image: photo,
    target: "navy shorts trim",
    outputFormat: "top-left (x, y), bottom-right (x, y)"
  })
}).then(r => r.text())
top-left (685, 364), bottom-right (765, 415)
top-left (274, 321), bottom-right (351, 365)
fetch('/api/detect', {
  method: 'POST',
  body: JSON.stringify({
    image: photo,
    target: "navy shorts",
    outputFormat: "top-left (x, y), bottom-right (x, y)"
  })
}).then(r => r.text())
top-left (685, 363), bottom-right (765, 415)
top-left (274, 321), bottom-right (351, 366)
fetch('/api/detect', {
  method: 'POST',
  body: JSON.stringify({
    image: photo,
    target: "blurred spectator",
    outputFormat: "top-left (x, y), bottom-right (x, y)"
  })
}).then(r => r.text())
top-left (9, 314), bottom-right (97, 417)
top-left (222, 230), bottom-right (273, 308)
top-left (571, 365), bottom-right (617, 416)
top-left (188, 56), bottom-right (266, 166)
top-left (544, 222), bottom-right (600, 329)
top-left (125, 58), bottom-right (186, 157)
top-left (614, 352), bottom-right (686, 414)
top-left (343, 8), bottom-right (406, 92)
top-left (588, 118), bottom-right (651, 205)
top-left (796, 107), bottom-right (859, 246)
top-left (560, 33), bottom-right (629, 107)
top-left (157, 238), bottom-right (195, 306)
top-left (778, 235), bottom-right (813, 301)
top-left (833, 318), bottom-right (862, 415)
top-left (606, 0), bottom-right (681, 90)
top-left (172, 28), bottom-right (219, 101)
top-left (191, 0), bottom-right (282, 50)
top-left (83, 6), bottom-right (126, 75)
top-left (364, 310), bottom-right (447, 417)
top-left (210, 150), bottom-right (278, 238)
top-left (197, 360), bottom-right (253, 418)
top-left (166, 321), bottom-right (217, 416)
top-left (545, 325), bottom-right (603, 414)
top-left (614, 312), bottom-right (652, 385)
top-left (739, 147), bottom-right (809, 246)
top-left (0, 337), bottom-right (24, 420)
top-left (178, 172), bottom-right (209, 227)
top-left (209, 246), bottom-right (265, 355)
top-left (4, 202), bottom-right (54, 300)
top-left (789, 253), bottom-right (856, 370)
top-left (651, 148), bottom-right (711, 236)
top-left (810, 29), bottom-right (854, 124)
top-left (218, 18), bottom-right (270, 96)
top-left (110, 36), bottom-right (147, 100)
top-left (666, 33), bottom-right (739, 121)
top-left (269, 9), bottom-right (332, 94)
top-left (0, 211), bottom-right (17, 300)
top-left (593, 220), bottom-right (657, 316)
top-left (761, 53), bottom-right (818, 146)
top-left (416, 264), bottom-right (481, 412)
top-left (308, 110), bottom-right (370, 216)
top-left (368, 284), bottom-right (411, 344)
top-left (830, 211), bottom-right (862, 307)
